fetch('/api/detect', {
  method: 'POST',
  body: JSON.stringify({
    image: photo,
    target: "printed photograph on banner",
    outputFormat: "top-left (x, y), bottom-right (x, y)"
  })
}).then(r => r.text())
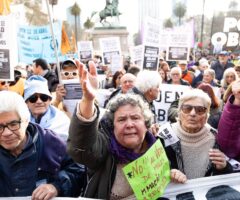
top-left (166, 46), bottom-right (190, 61)
top-left (62, 79), bottom-right (82, 116)
top-left (77, 41), bottom-right (93, 61)
top-left (99, 37), bottom-right (121, 66)
top-left (142, 46), bottom-right (159, 71)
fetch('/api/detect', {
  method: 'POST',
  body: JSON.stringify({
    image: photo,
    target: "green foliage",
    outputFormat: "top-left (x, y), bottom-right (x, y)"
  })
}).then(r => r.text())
top-left (71, 2), bottom-right (81, 16)
top-left (173, 2), bottom-right (187, 25)
top-left (84, 17), bottom-right (94, 29)
top-left (163, 18), bottom-right (173, 28)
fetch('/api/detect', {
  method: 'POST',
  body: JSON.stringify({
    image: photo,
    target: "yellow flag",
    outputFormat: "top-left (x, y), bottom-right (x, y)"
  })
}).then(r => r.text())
top-left (61, 23), bottom-right (71, 55)
top-left (0, 0), bottom-right (12, 15)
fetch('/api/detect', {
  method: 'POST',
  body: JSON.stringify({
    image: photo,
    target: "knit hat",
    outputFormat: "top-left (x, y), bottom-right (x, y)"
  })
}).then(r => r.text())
top-left (24, 75), bottom-right (52, 101)
top-left (206, 185), bottom-right (240, 200)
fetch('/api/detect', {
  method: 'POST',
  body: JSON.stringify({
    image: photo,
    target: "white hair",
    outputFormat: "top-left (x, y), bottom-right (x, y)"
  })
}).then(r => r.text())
top-left (178, 89), bottom-right (211, 113)
top-left (135, 70), bottom-right (162, 93)
top-left (170, 66), bottom-right (182, 76)
top-left (0, 91), bottom-right (30, 122)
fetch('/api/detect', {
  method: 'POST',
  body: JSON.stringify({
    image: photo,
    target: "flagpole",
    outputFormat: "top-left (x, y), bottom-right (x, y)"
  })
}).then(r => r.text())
top-left (45, 0), bottom-right (62, 84)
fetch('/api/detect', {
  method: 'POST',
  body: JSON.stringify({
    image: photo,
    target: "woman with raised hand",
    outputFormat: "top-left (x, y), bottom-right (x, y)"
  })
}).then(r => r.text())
top-left (67, 60), bottom-right (186, 199)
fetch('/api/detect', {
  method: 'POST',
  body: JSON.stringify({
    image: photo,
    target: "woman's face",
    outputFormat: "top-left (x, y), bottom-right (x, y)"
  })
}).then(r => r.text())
top-left (179, 98), bottom-right (208, 133)
top-left (115, 74), bottom-right (122, 88)
top-left (113, 104), bottom-right (147, 153)
top-left (170, 69), bottom-right (181, 83)
top-left (225, 72), bottom-right (236, 85)
top-left (203, 73), bottom-right (213, 84)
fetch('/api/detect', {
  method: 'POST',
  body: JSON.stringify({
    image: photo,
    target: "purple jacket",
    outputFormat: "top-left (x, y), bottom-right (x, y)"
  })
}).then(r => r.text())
top-left (217, 95), bottom-right (240, 159)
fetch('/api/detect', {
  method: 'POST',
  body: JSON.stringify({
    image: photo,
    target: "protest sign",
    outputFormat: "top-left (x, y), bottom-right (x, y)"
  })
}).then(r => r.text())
top-left (211, 15), bottom-right (240, 53)
top-left (77, 41), bottom-right (93, 61)
top-left (123, 140), bottom-right (170, 200)
top-left (17, 21), bottom-right (63, 64)
top-left (142, 17), bottom-right (160, 71)
top-left (62, 79), bottom-right (82, 116)
top-left (130, 45), bottom-right (143, 69)
top-left (167, 46), bottom-right (189, 61)
top-left (153, 84), bottom-right (191, 124)
top-left (99, 37), bottom-right (121, 66)
top-left (0, 15), bottom-right (15, 80)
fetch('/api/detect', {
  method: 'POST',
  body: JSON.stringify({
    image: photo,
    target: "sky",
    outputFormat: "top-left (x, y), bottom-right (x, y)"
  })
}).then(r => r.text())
top-left (42, 0), bottom-right (240, 36)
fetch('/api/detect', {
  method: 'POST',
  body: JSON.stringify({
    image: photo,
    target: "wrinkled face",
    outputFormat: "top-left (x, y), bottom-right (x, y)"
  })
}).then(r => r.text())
top-left (225, 72), bottom-right (236, 85)
top-left (170, 69), bottom-right (181, 83)
top-left (218, 54), bottom-right (228, 63)
top-left (203, 73), bottom-right (213, 84)
top-left (113, 104), bottom-right (147, 153)
top-left (120, 74), bottom-right (136, 93)
top-left (26, 93), bottom-right (51, 118)
top-left (147, 86), bottom-right (160, 101)
top-left (0, 111), bottom-right (28, 155)
top-left (61, 65), bottom-right (78, 80)
top-left (179, 98), bottom-right (208, 133)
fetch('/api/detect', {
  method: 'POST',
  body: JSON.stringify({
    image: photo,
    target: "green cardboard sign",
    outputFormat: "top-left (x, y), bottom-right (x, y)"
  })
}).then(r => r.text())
top-left (123, 140), bottom-right (170, 200)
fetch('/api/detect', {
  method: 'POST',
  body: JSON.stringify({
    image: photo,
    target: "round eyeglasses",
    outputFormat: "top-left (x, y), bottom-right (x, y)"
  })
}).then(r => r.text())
top-left (0, 120), bottom-right (21, 134)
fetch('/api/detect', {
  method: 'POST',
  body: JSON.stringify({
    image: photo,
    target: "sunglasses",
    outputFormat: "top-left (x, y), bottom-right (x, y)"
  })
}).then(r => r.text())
top-left (62, 71), bottom-right (78, 77)
top-left (181, 104), bottom-right (207, 115)
top-left (27, 94), bottom-right (50, 103)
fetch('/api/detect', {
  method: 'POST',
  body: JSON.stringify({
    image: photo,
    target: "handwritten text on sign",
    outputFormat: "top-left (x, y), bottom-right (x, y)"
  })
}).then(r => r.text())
top-left (123, 140), bottom-right (170, 200)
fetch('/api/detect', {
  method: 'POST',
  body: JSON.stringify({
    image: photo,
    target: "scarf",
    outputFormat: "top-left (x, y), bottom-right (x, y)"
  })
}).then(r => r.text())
top-left (109, 131), bottom-right (156, 164)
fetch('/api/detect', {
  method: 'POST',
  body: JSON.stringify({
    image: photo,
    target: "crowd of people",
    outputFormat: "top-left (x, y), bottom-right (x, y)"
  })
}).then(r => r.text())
top-left (0, 49), bottom-right (240, 199)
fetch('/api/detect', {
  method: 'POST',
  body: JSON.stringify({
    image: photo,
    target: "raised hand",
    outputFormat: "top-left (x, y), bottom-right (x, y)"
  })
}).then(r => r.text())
top-left (76, 60), bottom-right (98, 102)
top-left (75, 60), bottom-right (98, 119)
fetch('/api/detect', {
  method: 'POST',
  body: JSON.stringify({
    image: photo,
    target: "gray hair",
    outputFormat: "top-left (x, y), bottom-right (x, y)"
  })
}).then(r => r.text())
top-left (204, 69), bottom-right (216, 79)
top-left (221, 67), bottom-right (238, 88)
top-left (105, 93), bottom-right (153, 128)
top-left (135, 70), bottom-right (162, 93)
top-left (0, 91), bottom-right (30, 122)
top-left (170, 66), bottom-right (182, 77)
top-left (178, 89), bottom-right (211, 113)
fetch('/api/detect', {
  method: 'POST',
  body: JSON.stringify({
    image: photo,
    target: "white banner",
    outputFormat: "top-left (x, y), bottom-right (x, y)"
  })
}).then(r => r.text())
top-left (163, 173), bottom-right (240, 199)
top-left (153, 84), bottom-right (191, 125)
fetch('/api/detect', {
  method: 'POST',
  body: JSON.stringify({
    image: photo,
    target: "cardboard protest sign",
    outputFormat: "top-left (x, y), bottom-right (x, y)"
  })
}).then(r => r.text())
top-left (123, 140), bottom-right (171, 200)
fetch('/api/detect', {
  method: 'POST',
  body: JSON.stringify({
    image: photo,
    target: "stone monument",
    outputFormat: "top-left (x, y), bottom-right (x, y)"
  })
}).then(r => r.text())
top-left (92, 0), bottom-right (129, 55)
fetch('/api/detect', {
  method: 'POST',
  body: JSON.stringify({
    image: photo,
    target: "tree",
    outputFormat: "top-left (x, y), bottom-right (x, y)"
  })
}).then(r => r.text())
top-left (49, 0), bottom-right (58, 17)
top-left (71, 2), bottom-right (81, 44)
top-left (163, 18), bottom-right (173, 28)
top-left (173, 2), bottom-right (187, 26)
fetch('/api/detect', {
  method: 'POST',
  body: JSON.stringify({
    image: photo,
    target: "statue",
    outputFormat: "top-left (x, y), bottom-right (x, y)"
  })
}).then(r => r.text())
top-left (99, 0), bottom-right (121, 25)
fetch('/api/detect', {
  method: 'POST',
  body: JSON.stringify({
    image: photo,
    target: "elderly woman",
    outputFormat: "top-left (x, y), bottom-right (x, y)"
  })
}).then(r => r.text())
top-left (167, 67), bottom-right (190, 85)
top-left (217, 80), bottom-right (240, 171)
top-left (202, 69), bottom-right (220, 87)
top-left (160, 89), bottom-right (232, 180)
top-left (67, 61), bottom-right (186, 199)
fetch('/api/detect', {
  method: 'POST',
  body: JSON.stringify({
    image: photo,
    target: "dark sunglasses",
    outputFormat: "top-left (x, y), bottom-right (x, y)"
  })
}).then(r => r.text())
top-left (27, 94), bottom-right (50, 103)
top-left (62, 71), bottom-right (78, 77)
top-left (181, 104), bottom-right (207, 115)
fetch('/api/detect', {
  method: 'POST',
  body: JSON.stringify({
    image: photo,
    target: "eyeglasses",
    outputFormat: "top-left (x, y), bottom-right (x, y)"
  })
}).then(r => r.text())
top-left (62, 71), bottom-right (78, 77)
top-left (171, 73), bottom-right (180, 76)
top-left (181, 104), bottom-right (207, 115)
top-left (0, 120), bottom-right (21, 134)
top-left (27, 94), bottom-right (50, 103)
